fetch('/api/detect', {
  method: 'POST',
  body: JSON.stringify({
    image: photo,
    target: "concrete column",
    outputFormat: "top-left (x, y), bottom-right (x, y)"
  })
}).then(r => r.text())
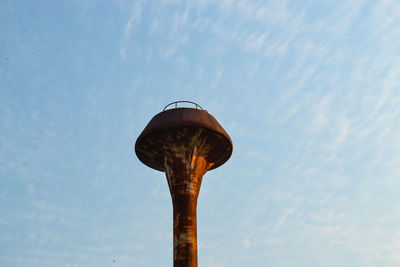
top-left (164, 147), bottom-right (213, 267)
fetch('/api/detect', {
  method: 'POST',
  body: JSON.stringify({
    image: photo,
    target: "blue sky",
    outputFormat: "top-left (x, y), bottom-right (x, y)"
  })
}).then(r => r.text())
top-left (1, 0), bottom-right (400, 266)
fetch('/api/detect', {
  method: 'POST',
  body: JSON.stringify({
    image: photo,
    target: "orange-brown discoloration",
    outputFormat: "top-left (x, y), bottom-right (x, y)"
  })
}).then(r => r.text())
top-left (135, 107), bottom-right (232, 267)
top-left (164, 143), bottom-right (213, 267)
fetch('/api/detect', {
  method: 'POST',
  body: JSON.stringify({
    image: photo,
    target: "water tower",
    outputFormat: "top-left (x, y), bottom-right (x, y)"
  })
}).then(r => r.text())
top-left (135, 101), bottom-right (233, 267)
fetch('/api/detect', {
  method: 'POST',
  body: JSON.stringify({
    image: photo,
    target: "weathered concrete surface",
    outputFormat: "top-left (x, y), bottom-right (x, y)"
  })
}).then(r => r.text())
top-left (135, 108), bottom-right (232, 172)
top-left (135, 107), bottom-right (232, 267)
top-left (165, 146), bottom-right (213, 267)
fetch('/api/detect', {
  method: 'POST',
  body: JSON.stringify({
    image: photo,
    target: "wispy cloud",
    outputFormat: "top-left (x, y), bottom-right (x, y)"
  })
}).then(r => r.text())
top-left (124, 1), bottom-right (145, 38)
top-left (274, 207), bottom-right (295, 231)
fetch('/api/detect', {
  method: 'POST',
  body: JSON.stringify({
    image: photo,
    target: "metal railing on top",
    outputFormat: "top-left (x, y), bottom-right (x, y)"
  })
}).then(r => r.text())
top-left (163, 101), bottom-right (204, 111)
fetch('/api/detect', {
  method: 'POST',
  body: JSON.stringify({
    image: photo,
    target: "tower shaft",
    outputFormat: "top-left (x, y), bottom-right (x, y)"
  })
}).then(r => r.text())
top-left (164, 147), bottom-right (213, 267)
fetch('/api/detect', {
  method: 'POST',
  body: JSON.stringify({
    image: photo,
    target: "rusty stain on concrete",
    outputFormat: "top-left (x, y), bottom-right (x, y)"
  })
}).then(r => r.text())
top-left (135, 103), bottom-right (232, 267)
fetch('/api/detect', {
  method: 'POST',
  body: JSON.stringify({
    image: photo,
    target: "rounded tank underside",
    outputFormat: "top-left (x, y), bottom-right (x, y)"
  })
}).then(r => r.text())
top-left (135, 108), bottom-right (233, 172)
